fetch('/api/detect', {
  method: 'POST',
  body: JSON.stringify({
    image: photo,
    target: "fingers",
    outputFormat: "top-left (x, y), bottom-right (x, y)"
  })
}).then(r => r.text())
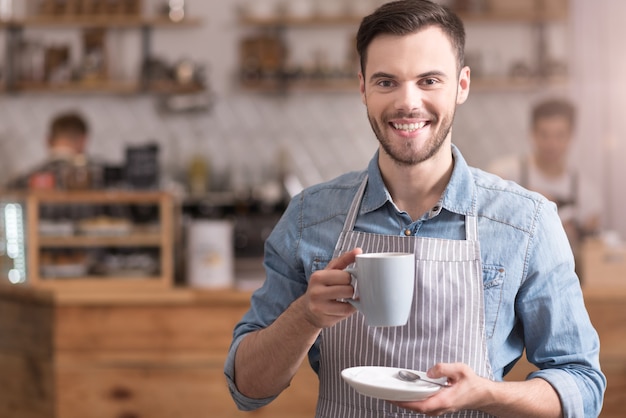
top-left (325, 247), bottom-right (362, 271)
top-left (302, 249), bottom-right (362, 328)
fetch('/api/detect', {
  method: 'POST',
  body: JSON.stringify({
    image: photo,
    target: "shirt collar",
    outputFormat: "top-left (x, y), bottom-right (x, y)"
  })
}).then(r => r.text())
top-left (362, 144), bottom-right (476, 216)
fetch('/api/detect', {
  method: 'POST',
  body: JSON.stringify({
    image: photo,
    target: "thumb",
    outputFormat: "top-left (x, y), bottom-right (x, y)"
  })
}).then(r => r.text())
top-left (427, 362), bottom-right (468, 381)
top-left (427, 363), bottom-right (452, 379)
top-left (326, 248), bottom-right (363, 271)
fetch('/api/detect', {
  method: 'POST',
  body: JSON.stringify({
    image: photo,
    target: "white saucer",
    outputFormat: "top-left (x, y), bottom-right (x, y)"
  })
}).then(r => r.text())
top-left (341, 366), bottom-right (444, 402)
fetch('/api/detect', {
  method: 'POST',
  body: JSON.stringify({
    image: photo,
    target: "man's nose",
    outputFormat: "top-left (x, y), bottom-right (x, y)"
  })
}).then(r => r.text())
top-left (394, 83), bottom-right (422, 113)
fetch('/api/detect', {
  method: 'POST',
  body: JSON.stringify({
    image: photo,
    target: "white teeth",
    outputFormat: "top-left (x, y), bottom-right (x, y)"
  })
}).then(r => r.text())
top-left (393, 121), bottom-right (425, 132)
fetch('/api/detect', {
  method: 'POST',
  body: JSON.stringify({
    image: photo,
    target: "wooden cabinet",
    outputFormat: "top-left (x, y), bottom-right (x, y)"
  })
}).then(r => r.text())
top-left (0, 286), bottom-right (319, 418)
top-left (0, 190), bottom-right (175, 292)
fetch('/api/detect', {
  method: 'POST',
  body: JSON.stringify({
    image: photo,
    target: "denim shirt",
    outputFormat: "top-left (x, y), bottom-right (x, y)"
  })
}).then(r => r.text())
top-left (225, 145), bottom-right (606, 417)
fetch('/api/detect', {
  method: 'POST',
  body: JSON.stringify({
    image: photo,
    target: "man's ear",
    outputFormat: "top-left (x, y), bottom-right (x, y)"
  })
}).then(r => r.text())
top-left (456, 66), bottom-right (470, 105)
top-left (359, 71), bottom-right (366, 105)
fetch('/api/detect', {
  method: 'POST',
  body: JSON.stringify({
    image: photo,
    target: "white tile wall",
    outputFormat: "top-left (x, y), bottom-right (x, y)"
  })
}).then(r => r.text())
top-left (0, 90), bottom-right (542, 189)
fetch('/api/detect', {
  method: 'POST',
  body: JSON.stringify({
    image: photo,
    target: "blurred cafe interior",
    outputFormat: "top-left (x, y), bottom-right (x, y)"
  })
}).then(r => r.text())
top-left (0, 0), bottom-right (625, 417)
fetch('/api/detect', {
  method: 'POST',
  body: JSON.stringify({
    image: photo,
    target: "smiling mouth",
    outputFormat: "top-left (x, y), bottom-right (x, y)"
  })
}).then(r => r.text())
top-left (391, 121), bottom-right (428, 133)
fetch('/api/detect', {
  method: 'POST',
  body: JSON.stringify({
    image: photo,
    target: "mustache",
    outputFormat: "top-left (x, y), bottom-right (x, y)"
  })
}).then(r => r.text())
top-left (384, 111), bottom-right (435, 121)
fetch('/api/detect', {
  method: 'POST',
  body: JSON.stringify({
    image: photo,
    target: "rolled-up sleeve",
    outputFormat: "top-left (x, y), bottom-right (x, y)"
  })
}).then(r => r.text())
top-left (224, 333), bottom-right (279, 411)
top-left (530, 366), bottom-right (605, 418)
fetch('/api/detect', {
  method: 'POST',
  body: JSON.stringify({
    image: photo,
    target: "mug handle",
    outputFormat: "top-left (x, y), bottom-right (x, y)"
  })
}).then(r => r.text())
top-left (342, 267), bottom-right (360, 309)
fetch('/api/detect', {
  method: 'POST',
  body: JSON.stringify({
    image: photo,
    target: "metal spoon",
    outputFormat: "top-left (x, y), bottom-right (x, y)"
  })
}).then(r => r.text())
top-left (396, 370), bottom-right (450, 387)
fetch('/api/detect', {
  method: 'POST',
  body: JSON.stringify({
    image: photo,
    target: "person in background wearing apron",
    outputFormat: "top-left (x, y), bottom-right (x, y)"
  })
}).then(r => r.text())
top-left (4, 111), bottom-right (94, 190)
top-left (225, 1), bottom-right (605, 417)
top-left (488, 98), bottom-right (601, 259)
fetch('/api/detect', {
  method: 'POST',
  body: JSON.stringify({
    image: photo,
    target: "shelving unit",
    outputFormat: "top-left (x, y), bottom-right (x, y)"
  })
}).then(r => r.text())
top-left (1, 190), bottom-right (175, 292)
top-left (237, 2), bottom-right (569, 94)
top-left (1, 16), bottom-right (204, 94)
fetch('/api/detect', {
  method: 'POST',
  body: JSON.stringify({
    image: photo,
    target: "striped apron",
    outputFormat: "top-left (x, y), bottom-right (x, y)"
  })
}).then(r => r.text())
top-left (315, 176), bottom-right (495, 418)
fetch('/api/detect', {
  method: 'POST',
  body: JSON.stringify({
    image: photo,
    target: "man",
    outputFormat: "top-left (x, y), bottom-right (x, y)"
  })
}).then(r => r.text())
top-left (5, 111), bottom-right (92, 189)
top-left (488, 98), bottom-right (601, 254)
top-left (225, 1), bottom-right (605, 417)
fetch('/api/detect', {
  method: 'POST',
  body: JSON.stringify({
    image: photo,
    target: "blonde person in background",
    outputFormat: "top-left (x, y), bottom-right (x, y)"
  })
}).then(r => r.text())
top-left (488, 98), bottom-right (601, 254)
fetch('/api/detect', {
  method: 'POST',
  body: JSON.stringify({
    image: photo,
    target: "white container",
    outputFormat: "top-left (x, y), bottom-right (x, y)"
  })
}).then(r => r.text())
top-left (186, 220), bottom-right (234, 289)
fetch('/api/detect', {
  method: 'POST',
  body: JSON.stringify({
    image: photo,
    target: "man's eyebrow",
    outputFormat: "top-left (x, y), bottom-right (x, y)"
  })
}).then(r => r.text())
top-left (369, 70), bottom-right (449, 82)
top-left (369, 71), bottom-right (396, 82)
top-left (419, 70), bottom-right (448, 79)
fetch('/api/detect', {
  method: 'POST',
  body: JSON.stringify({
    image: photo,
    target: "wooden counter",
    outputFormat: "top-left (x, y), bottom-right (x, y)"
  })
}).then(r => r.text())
top-left (1, 281), bottom-right (624, 417)
top-left (0, 285), bottom-right (318, 418)
top-left (581, 287), bottom-right (626, 417)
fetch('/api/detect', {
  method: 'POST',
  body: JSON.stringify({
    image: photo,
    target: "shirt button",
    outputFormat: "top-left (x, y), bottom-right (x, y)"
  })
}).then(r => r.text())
top-left (404, 229), bottom-right (412, 236)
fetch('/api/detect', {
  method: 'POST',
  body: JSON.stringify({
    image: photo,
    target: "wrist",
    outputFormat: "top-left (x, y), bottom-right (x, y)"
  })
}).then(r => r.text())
top-left (289, 296), bottom-right (324, 334)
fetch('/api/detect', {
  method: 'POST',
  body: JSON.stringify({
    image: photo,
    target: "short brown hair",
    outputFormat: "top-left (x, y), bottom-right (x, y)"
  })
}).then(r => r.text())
top-left (49, 112), bottom-right (88, 140)
top-left (356, 0), bottom-right (466, 76)
top-left (531, 98), bottom-right (576, 130)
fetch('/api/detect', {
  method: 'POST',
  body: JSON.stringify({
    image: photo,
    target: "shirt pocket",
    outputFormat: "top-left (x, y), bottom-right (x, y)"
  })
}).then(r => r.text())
top-left (311, 256), bottom-right (331, 274)
top-left (483, 265), bottom-right (505, 340)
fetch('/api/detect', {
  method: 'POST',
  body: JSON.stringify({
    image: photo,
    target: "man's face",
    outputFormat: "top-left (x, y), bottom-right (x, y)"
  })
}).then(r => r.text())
top-left (532, 115), bottom-right (572, 166)
top-left (358, 26), bottom-right (470, 166)
top-left (49, 133), bottom-right (86, 158)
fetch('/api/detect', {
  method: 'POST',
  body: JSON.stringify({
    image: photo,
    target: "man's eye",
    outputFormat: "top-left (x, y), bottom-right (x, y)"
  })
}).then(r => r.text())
top-left (421, 78), bottom-right (438, 86)
top-left (377, 80), bottom-right (395, 88)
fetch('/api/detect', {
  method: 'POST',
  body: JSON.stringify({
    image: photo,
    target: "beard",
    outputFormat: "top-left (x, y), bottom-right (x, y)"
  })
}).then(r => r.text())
top-left (367, 108), bottom-right (455, 167)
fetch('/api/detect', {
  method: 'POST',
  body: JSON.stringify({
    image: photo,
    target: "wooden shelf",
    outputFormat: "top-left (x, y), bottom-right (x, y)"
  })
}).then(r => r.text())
top-left (456, 11), bottom-right (568, 23)
top-left (0, 16), bottom-right (202, 28)
top-left (239, 11), bottom-right (566, 28)
top-left (470, 76), bottom-right (568, 92)
top-left (9, 80), bottom-right (205, 95)
top-left (17, 190), bottom-right (169, 203)
top-left (32, 277), bottom-right (170, 292)
top-left (240, 78), bottom-right (359, 93)
top-left (239, 14), bottom-right (361, 27)
top-left (13, 80), bottom-right (139, 94)
top-left (38, 234), bottom-right (162, 248)
top-left (147, 80), bottom-right (206, 95)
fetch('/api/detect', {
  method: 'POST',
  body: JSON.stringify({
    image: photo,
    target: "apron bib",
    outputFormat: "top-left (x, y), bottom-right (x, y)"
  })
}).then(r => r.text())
top-left (315, 176), bottom-right (495, 418)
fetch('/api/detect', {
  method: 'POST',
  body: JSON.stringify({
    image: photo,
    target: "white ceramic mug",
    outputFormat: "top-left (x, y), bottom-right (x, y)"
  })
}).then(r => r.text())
top-left (345, 252), bottom-right (415, 327)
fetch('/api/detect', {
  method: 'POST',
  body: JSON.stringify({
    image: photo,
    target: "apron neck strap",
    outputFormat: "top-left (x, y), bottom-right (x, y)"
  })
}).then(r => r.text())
top-left (341, 175), bottom-right (369, 235)
top-left (339, 174), bottom-right (479, 242)
top-left (465, 214), bottom-right (478, 241)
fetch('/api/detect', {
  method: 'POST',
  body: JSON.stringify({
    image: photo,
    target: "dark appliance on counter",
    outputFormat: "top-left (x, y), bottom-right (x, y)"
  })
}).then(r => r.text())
top-left (125, 143), bottom-right (160, 189)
